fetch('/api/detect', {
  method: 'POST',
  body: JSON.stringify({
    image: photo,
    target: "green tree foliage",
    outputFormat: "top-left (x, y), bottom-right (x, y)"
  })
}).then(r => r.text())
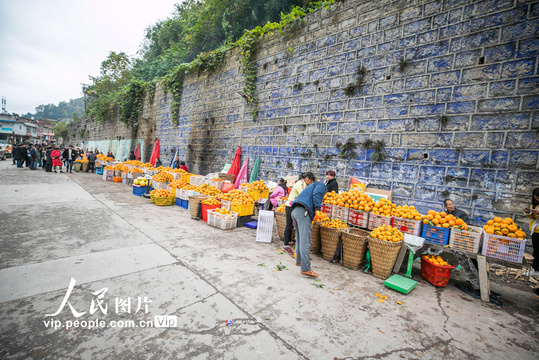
top-left (53, 119), bottom-right (70, 140)
top-left (26, 98), bottom-right (84, 120)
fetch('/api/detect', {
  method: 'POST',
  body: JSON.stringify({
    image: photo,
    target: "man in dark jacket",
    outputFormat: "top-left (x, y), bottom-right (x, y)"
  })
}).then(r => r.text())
top-left (12, 144), bottom-right (22, 167)
top-left (62, 145), bottom-right (77, 173)
top-left (87, 151), bottom-right (97, 173)
top-left (129, 151), bottom-right (136, 160)
top-left (45, 147), bottom-right (53, 172)
top-left (444, 199), bottom-right (470, 223)
top-left (291, 181), bottom-right (326, 278)
top-left (325, 170), bottom-right (338, 193)
top-left (28, 145), bottom-right (36, 170)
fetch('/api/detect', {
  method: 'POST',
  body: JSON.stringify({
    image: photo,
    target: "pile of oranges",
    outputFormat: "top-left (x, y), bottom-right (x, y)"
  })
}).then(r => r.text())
top-left (314, 211), bottom-right (330, 222)
top-left (483, 217), bottom-right (526, 239)
top-left (169, 179), bottom-right (187, 189)
top-left (391, 205), bottom-right (423, 220)
top-left (155, 166), bottom-right (173, 172)
top-left (124, 160), bottom-right (144, 166)
top-left (423, 210), bottom-right (468, 230)
top-left (321, 219), bottom-right (347, 229)
top-left (150, 189), bottom-right (173, 198)
top-left (370, 198), bottom-right (397, 217)
top-left (244, 180), bottom-right (269, 191)
top-left (139, 162), bottom-right (153, 168)
top-left (129, 167), bottom-right (144, 174)
top-left (181, 184), bottom-right (199, 191)
top-left (220, 189), bottom-right (254, 205)
top-left (202, 197), bottom-right (221, 206)
top-left (214, 208), bottom-right (235, 215)
top-left (104, 166), bottom-right (114, 170)
top-left (279, 196), bottom-right (288, 201)
top-left (169, 168), bottom-right (187, 173)
top-left (422, 255), bottom-right (452, 267)
top-left (323, 190), bottom-right (375, 211)
top-left (370, 225), bottom-right (404, 242)
top-left (76, 158), bottom-right (88, 163)
top-left (112, 163), bottom-right (124, 170)
top-left (275, 204), bottom-right (286, 213)
top-left (198, 184), bottom-right (222, 197)
top-left (152, 171), bottom-right (174, 183)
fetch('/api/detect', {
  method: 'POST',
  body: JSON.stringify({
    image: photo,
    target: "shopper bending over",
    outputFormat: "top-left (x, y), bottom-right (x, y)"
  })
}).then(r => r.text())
top-left (283, 172), bottom-right (315, 255)
top-left (291, 181), bottom-right (326, 278)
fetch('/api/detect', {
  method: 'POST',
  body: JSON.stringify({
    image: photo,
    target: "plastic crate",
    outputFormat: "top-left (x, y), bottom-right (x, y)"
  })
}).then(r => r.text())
top-left (175, 198), bottom-right (188, 209)
top-left (348, 209), bottom-right (369, 228)
top-left (207, 210), bottom-right (238, 230)
top-left (231, 203), bottom-right (254, 216)
top-left (321, 203), bottom-right (333, 217)
top-left (155, 196), bottom-right (175, 206)
top-left (167, 185), bottom-right (177, 197)
top-left (420, 257), bottom-right (455, 287)
top-left (368, 214), bottom-right (393, 230)
top-left (220, 199), bottom-right (231, 210)
top-left (201, 203), bottom-right (221, 222)
top-left (190, 176), bottom-right (204, 186)
top-left (181, 173), bottom-right (191, 184)
top-left (393, 217), bottom-right (423, 236)
top-left (331, 205), bottom-right (350, 223)
top-left (153, 181), bottom-right (168, 190)
top-left (113, 177), bottom-right (122, 183)
top-left (248, 188), bottom-right (269, 202)
top-left (237, 215), bottom-right (252, 227)
top-left (449, 226), bottom-right (483, 253)
top-left (422, 225), bottom-right (451, 246)
top-left (481, 233), bottom-right (526, 263)
top-left (210, 180), bottom-right (224, 191)
top-left (132, 185), bottom-right (150, 196)
top-left (96, 167), bottom-right (104, 175)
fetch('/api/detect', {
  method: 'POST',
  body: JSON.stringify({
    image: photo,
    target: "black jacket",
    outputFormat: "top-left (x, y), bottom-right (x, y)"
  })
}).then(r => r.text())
top-left (325, 178), bottom-right (338, 193)
top-left (62, 148), bottom-right (77, 161)
top-left (87, 153), bottom-right (97, 163)
top-left (450, 208), bottom-right (470, 224)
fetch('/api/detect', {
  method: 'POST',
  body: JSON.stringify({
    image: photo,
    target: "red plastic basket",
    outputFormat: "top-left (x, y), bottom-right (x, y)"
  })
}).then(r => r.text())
top-left (420, 257), bottom-right (455, 287)
top-left (201, 203), bottom-right (221, 222)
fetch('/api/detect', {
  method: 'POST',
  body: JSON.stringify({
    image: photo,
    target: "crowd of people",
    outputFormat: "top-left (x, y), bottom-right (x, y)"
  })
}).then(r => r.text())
top-left (9, 143), bottom-right (113, 173)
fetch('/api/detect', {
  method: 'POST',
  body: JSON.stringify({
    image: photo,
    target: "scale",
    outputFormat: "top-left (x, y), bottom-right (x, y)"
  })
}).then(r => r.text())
top-left (384, 234), bottom-right (425, 294)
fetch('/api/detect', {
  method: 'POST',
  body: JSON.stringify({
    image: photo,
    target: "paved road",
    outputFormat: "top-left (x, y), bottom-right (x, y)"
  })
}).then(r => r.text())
top-left (0, 165), bottom-right (538, 360)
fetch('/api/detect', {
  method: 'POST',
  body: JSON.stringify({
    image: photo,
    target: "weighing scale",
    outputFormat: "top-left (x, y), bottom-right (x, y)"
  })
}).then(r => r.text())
top-left (384, 234), bottom-right (425, 294)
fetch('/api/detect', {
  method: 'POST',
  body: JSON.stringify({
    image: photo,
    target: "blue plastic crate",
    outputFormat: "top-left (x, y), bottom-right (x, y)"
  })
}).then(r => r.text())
top-left (96, 167), bottom-right (104, 175)
top-left (244, 221), bottom-right (258, 229)
top-left (132, 186), bottom-right (150, 196)
top-left (422, 225), bottom-right (451, 246)
top-left (180, 199), bottom-right (189, 209)
top-left (176, 198), bottom-right (182, 206)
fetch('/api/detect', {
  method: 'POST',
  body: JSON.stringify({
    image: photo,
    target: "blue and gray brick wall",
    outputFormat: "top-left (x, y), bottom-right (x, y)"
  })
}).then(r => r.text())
top-left (85, 0), bottom-right (539, 227)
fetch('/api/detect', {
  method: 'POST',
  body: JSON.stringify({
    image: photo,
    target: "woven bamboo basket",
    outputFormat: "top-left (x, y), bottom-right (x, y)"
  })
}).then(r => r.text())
top-left (275, 211), bottom-right (286, 240)
top-left (368, 237), bottom-right (403, 279)
top-left (188, 195), bottom-right (208, 219)
top-left (310, 221), bottom-right (322, 253)
top-left (342, 228), bottom-right (369, 270)
top-left (320, 224), bottom-right (343, 261)
top-left (275, 211), bottom-right (295, 242)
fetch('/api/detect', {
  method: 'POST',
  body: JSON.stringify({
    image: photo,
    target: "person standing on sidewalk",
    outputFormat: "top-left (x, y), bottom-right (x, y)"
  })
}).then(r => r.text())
top-left (87, 151), bottom-right (96, 173)
top-left (291, 181), bottom-right (326, 278)
top-left (28, 145), bottom-right (36, 170)
top-left (283, 172), bottom-right (315, 255)
top-left (62, 145), bottom-right (77, 173)
top-left (44, 147), bottom-right (53, 172)
top-left (51, 147), bottom-right (63, 173)
top-left (523, 187), bottom-right (539, 277)
top-left (13, 144), bottom-right (23, 168)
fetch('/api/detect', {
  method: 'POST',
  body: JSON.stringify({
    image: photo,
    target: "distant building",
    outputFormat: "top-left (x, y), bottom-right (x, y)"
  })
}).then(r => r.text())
top-left (0, 114), bottom-right (56, 144)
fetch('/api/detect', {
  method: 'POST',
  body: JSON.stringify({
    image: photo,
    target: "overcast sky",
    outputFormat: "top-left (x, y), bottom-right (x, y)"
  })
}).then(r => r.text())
top-left (0, 0), bottom-right (180, 115)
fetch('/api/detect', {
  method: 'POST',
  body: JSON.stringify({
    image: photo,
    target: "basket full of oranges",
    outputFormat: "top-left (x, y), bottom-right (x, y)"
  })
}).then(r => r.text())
top-left (368, 225), bottom-right (404, 279)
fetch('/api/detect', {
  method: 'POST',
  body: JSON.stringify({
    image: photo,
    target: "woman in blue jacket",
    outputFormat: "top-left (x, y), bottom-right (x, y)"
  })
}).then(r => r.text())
top-left (291, 181), bottom-right (326, 277)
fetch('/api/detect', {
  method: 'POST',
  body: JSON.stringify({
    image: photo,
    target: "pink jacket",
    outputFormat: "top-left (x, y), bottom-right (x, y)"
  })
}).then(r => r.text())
top-left (270, 186), bottom-right (285, 207)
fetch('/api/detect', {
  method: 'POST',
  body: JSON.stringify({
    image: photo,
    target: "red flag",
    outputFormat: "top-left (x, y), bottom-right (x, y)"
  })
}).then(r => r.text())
top-left (149, 139), bottom-right (160, 166)
top-left (134, 143), bottom-right (141, 161)
top-left (227, 146), bottom-right (241, 180)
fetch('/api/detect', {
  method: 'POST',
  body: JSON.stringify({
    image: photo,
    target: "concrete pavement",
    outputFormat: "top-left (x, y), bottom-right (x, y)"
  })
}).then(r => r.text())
top-left (0, 164), bottom-right (538, 360)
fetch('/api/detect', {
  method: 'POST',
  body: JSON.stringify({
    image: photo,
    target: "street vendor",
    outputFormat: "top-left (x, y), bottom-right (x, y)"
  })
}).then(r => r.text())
top-left (443, 199), bottom-right (470, 224)
top-left (523, 187), bottom-right (539, 277)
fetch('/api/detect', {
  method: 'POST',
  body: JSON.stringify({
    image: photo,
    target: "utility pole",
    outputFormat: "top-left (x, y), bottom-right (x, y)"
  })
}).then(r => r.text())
top-left (1, 97), bottom-right (6, 114)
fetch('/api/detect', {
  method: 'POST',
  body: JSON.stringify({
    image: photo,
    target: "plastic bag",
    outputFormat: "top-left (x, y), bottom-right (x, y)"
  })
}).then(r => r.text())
top-left (222, 182), bottom-right (235, 193)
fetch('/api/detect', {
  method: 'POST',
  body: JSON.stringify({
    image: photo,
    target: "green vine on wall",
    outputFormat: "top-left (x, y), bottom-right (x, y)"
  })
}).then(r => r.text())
top-left (119, 79), bottom-right (146, 129)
